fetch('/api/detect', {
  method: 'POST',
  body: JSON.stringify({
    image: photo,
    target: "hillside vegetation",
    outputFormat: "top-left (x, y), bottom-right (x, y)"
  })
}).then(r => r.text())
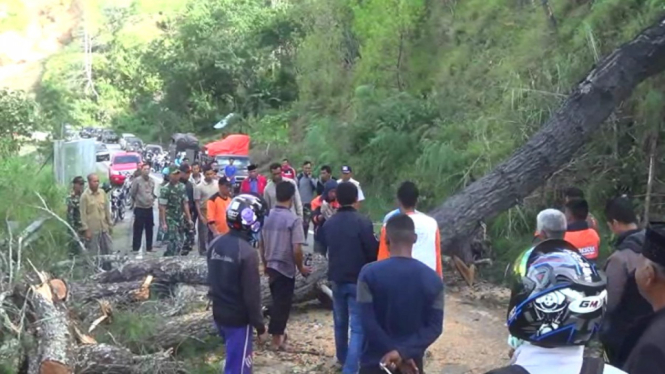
top-left (7, 0), bottom-right (665, 263)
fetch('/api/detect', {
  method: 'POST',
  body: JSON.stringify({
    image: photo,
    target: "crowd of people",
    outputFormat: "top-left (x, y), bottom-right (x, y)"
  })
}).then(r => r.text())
top-left (65, 159), bottom-right (665, 374)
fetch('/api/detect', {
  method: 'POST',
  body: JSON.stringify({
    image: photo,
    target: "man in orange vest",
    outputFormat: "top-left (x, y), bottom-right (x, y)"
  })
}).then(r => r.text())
top-left (563, 198), bottom-right (601, 263)
top-left (563, 187), bottom-right (598, 230)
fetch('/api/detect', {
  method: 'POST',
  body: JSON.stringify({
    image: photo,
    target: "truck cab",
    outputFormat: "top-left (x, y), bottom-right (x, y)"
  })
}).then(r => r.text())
top-left (215, 154), bottom-right (250, 189)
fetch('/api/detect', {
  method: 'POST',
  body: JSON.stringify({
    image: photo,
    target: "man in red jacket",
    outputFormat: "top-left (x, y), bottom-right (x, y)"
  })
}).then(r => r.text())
top-left (281, 159), bottom-right (297, 180)
top-left (240, 164), bottom-right (267, 195)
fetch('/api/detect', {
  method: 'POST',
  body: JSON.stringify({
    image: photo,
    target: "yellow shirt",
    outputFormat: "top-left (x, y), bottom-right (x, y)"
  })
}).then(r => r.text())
top-left (80, 188), bottom-right (112, 233)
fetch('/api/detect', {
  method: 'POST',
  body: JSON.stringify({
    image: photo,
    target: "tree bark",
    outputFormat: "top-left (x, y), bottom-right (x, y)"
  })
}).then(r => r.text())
top-left (141, 256), bottom-right (330, 349)
top-left (28, 281), bottom-right (74, 374)
top-left (75, 344), bottom-right (183, 374)
top-left (90, 255), bottom-right (328, 301)
top-left (91, 257), bottom-right (208, 284)
top-left (69, 278), bottom-right (156, 322)
top-left (69, 278), bottom-right (155, 305)
top-left (430, 16), bottom-right (665, 263)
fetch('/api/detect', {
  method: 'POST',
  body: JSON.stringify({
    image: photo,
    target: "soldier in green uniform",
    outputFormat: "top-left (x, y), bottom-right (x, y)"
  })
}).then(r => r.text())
top-left (159, 164), bottom-right (193, 256)
top-left (66, 176), bottom-right (86, 256)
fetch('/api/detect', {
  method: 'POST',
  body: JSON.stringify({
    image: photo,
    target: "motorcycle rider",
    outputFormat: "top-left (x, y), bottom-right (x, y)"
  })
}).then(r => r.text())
top-left (486, 244), bottom-right (625, 374)
top-left (208, 194), bottom-right (268, 374)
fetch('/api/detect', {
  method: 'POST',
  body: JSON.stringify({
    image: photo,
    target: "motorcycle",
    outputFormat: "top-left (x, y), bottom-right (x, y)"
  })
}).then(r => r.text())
top-left (110, 188), bottom-right (125, 224)
top-left (120, 176), bottom-right (133, 209)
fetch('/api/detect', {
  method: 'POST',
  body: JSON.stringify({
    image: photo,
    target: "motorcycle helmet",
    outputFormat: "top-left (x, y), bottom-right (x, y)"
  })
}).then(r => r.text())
top-left (226, 194), bottom-right (267, 241)
top-left (507, 243), bottom-right (606, 347)
top-left (101, 182), bottom-right (112, 193)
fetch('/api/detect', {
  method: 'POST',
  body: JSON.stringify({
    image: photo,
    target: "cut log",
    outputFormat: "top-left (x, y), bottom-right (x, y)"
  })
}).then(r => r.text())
top-left (142, 255), bottom-right (329, 349)
top-left (75, 344), bottom-right (183, 374)
top-left (430, 16), bottom-right (665, 263)
top-left (69, 278), bottom-right (155, 305)
top-left (91, 257), bottom-right (208, 284)
top-left (28, 281), bottom-right (74, 374)
top-left (48, 279), bottom-right (68, 302)
top-left (90, 255), bottom-right (328, 303)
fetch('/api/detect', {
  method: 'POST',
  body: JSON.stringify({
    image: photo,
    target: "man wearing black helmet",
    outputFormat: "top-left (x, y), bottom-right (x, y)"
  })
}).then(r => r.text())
top-left (486, 232), bottom-right (625, 374)
top-left (207, 194), bottom-right (268, 374)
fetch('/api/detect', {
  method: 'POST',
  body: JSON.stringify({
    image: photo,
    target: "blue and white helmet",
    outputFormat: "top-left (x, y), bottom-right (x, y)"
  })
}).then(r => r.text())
top-left (507, 241), bottom-right (606, 346)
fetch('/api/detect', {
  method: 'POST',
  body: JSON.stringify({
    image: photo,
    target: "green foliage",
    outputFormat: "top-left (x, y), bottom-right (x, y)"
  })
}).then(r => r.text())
top-left (0, 89), bottom-right (40, 156)
top-left (36, 0), bottom-right (665, 256)
top-left (0, 156), bottom-right (72, 271)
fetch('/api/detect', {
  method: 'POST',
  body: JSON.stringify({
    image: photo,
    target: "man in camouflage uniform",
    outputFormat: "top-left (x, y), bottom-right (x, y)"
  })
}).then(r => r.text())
top-left (159, 164), bottom-right (193, 256)
top-left (178, 163), bottom-right (197, 255)
top-left (66, 176), bottom-right (86, 255)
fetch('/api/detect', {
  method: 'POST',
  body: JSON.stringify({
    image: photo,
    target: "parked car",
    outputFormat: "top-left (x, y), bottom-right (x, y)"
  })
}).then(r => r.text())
top-left (95, 142), bottom-right (110, 162)
top-left (144, 144), bottom-right (163, 155)
top-left (109, 152), bottom-right (142, 186)
top-left (119, 133), bottom-right (136, 149)
top-left (101, 129), bottom-right (120, 143)
top-left (80, 127), bottom-right (96, 139)
top-left (125, 137), bottom-right (144, 152)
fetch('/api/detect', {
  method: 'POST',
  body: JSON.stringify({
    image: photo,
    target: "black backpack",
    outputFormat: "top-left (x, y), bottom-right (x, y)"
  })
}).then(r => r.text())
top-left (485, 357), bottom-right (605, 374)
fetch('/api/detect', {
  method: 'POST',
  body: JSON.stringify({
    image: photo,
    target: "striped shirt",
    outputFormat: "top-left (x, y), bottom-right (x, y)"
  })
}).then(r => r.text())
top-left (377, 209), bottom-right (442, 277)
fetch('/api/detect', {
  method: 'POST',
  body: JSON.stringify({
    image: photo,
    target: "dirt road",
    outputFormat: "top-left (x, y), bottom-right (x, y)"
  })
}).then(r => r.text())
top-left (104, 169), bottom-right (511, 373)
top-left (239, 290), bottom-right (510, 374)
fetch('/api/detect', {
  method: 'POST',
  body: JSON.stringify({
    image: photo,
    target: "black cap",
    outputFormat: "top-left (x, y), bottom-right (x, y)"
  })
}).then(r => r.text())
top-left (248, 164), bottom-right (258, 171)
top-left (341, 165), bottom-right (352, 174)
top-left (644, 223), bottom-right (665, 267)
top-left (218, 176), bottom-right (231, 185)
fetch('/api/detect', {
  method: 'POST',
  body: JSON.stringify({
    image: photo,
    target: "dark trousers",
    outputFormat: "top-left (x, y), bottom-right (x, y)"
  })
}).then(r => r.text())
top-left (303, 203), bottom-right (312, 240)
top-left (132, 207), bottom-right (154, 251)
top-left (266, 268), bottom-right (295, 335)
top-left (359, 357), bottom-right (424, 374)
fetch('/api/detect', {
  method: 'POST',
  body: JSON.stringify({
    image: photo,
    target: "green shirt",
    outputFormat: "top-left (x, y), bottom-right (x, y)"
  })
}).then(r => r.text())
top-left (66, 191), bottom-right (83, 232)
top-left (159, 182), bottom-right (186, 222)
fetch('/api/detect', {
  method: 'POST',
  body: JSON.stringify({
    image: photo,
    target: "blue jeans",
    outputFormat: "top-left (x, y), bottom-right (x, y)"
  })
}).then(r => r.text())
top-left (332, 282), bottom-right (363, 374)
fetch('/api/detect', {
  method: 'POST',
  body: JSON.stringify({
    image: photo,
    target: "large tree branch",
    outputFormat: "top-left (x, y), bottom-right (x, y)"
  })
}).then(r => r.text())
top-left (431, 16), bottom-right (665, 262)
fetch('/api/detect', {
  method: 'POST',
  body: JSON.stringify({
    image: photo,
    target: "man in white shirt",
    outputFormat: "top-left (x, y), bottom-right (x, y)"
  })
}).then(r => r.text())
top-left (338, 165), bottom-right (364, 207)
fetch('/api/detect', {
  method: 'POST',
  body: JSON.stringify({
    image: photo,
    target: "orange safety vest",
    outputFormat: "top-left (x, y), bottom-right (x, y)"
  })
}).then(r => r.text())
top-left (377, 209), bottom-right (443, 277)
top-left (564, 222), bottom-right (600, 260)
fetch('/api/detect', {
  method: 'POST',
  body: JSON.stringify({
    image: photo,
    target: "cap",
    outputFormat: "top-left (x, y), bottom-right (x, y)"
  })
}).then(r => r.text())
top-left (179, 162), bottom-right (191, 173)
top-left (341, 165), bottom-right (352, 174)
top-left (218, 176), bottom-right (231, 185)
top-left (247, 164), bottom-right (258, 171)
top-left (168, 164), bottom-right (181, 175)
top-left (644, 223), bottom-right (665, 267)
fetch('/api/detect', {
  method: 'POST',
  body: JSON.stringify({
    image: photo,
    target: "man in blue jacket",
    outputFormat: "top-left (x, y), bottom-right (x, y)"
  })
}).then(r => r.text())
top-left (357, 213), bottom-right (444, 374)
top-left (320, 181), bottom-right (379, 374)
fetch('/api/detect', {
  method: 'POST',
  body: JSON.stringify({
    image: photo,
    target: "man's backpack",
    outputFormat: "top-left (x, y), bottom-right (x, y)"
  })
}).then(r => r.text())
top-left (485, 357), bottom-right (605, 374)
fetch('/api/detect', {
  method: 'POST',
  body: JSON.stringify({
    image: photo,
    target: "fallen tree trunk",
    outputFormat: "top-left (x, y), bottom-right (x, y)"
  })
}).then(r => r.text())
top-left (141, 256), bottom-right (330, 349)
top-left (75, 344), bottom-right (183, 373)
top-left (28, 280), bottom-right (74, 374)
top-left (91, 257), bottom-right (208, 284)
top-left (69, 278), bottom-right (156, 305)
top-left (90, 255), bottom-right (327, 302)
top-left (431, 16), bottom-right (665, 263)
